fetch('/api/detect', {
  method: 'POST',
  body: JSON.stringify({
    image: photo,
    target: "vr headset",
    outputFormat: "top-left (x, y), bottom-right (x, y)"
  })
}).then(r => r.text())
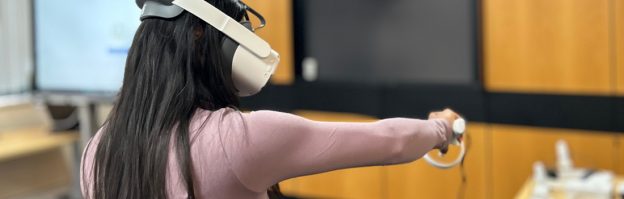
top-left (136, 0), bottom-right (279, 97)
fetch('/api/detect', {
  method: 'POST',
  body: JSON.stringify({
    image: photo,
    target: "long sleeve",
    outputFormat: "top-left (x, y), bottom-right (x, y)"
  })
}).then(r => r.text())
top-left (218, 110), bottom-right (452, 192)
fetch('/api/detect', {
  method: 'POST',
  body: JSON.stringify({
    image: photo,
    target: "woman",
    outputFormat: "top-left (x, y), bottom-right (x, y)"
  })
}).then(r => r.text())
top-left (80, 0), bottom-right (461, 198)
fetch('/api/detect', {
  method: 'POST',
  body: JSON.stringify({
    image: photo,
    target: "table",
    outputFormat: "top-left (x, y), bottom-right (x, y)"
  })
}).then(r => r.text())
top-left (0, 127), bottom-right (79, 198)
top-left (516, 177), bottom-right (624, 199)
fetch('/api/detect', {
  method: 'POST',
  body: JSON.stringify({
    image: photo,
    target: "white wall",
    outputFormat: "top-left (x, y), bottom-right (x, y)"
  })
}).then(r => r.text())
top-left (0, 0), bottom-right (33, 95)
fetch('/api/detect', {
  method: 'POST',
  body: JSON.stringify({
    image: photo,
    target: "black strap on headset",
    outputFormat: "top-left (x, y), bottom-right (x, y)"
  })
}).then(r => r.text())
top-left (137, 0), bottom-right (185, 21)
top-left (240, 2), bottom-right (266, 30)
top-left (136, 0), bottom-right (172, 6)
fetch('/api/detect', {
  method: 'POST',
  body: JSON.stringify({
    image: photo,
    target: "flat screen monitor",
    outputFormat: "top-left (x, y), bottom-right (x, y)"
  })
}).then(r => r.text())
top-left (33, 0), bottom-right (140, 93)
top-left (299, 0), bottom-right (478, 85)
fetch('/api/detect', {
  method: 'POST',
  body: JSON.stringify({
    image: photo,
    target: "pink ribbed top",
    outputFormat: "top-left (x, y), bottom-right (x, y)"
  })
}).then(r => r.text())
top-left (81, 108), bottom-right (451, 198)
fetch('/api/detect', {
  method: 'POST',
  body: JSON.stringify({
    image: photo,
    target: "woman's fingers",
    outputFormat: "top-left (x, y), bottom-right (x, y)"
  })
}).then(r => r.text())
top-left (429, 108), bottom-right (460, 125)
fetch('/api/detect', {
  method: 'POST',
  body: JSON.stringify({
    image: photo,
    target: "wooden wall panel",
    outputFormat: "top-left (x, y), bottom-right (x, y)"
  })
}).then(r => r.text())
top-left (243, 0), bottom-right (294, 85)
top-left (483, 0), bottom-right (612, 95)
top-left (278, 178), bottom-right (299, 197)
top-left (618, 135), bottom-right (624, 175)
top-left (293, 110), bottom-right (378, 123)
top-left (616, 0), bottom-right (624, 95)
top-left (385, 123), bottom-right (488, 199)
top-left (284, 167), bottom-right (385, 199)
top-left (490, 124), bottom-right (618, 199)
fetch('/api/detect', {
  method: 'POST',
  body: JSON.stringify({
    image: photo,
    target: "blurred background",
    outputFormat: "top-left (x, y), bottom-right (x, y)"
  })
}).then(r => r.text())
top-left (1, 0), bottom-right (623, 198)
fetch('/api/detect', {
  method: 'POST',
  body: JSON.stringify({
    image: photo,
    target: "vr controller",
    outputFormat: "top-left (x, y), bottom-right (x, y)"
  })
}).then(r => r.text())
top-left (423, 118), bottom-right (467, 169)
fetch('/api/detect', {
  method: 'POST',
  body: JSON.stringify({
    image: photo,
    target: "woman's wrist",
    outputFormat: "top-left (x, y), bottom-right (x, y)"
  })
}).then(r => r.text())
top-left (431, 119), bottom-right (453, 152)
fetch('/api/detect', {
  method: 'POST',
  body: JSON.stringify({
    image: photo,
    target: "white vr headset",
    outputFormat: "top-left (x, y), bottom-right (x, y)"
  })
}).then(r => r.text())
top-left (136, 0), bottom-right (279, 97)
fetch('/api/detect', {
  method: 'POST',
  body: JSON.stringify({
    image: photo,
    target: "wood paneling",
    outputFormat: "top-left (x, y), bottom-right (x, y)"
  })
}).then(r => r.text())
top-left (243, 0), bottom-right (294, 85)
top-left (385, 123), bottom-right (488, 199)
top-left (278, 178), bottom-right (299, 197)
top-left (483, 0), bottom-right (612, 95)
top-left (618, 135), bottom-right (624, 175)
top-left (293, 110), bottom-right (378, 123)
top-left (490, 124), bottom-right (618, 199)
top-left (284, 167), bottom-right (385, 199)
top-left (616, 0), bottom-right (624, 95)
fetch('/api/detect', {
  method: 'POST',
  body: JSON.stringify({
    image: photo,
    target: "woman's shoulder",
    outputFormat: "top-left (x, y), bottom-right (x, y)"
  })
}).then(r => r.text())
top-left (195, 107), bottom-right (290, 121)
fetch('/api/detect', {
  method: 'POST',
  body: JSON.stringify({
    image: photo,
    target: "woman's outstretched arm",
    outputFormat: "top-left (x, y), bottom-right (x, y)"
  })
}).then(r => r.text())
top-left (219, 110), bottom-right (452, 192)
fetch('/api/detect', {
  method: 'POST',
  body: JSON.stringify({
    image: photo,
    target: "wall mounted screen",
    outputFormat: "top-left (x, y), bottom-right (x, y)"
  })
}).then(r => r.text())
top-left (301, 0), bottom-right (477, 85)
top-left (34, 0), bottom-right (140, 93)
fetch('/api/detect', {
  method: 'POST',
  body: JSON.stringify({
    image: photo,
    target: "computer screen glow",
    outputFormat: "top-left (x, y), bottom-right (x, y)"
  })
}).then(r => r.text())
top-left (34, 0), bottom-right (140, 92)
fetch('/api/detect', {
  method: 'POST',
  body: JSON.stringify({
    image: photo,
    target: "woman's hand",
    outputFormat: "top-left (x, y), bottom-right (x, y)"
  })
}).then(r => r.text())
top-left (428, 108), bottom-right (461, 154)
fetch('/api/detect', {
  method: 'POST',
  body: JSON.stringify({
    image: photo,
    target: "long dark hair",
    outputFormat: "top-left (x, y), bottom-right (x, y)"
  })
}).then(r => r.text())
top-left (85, 0), bottom-right (281, 198)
